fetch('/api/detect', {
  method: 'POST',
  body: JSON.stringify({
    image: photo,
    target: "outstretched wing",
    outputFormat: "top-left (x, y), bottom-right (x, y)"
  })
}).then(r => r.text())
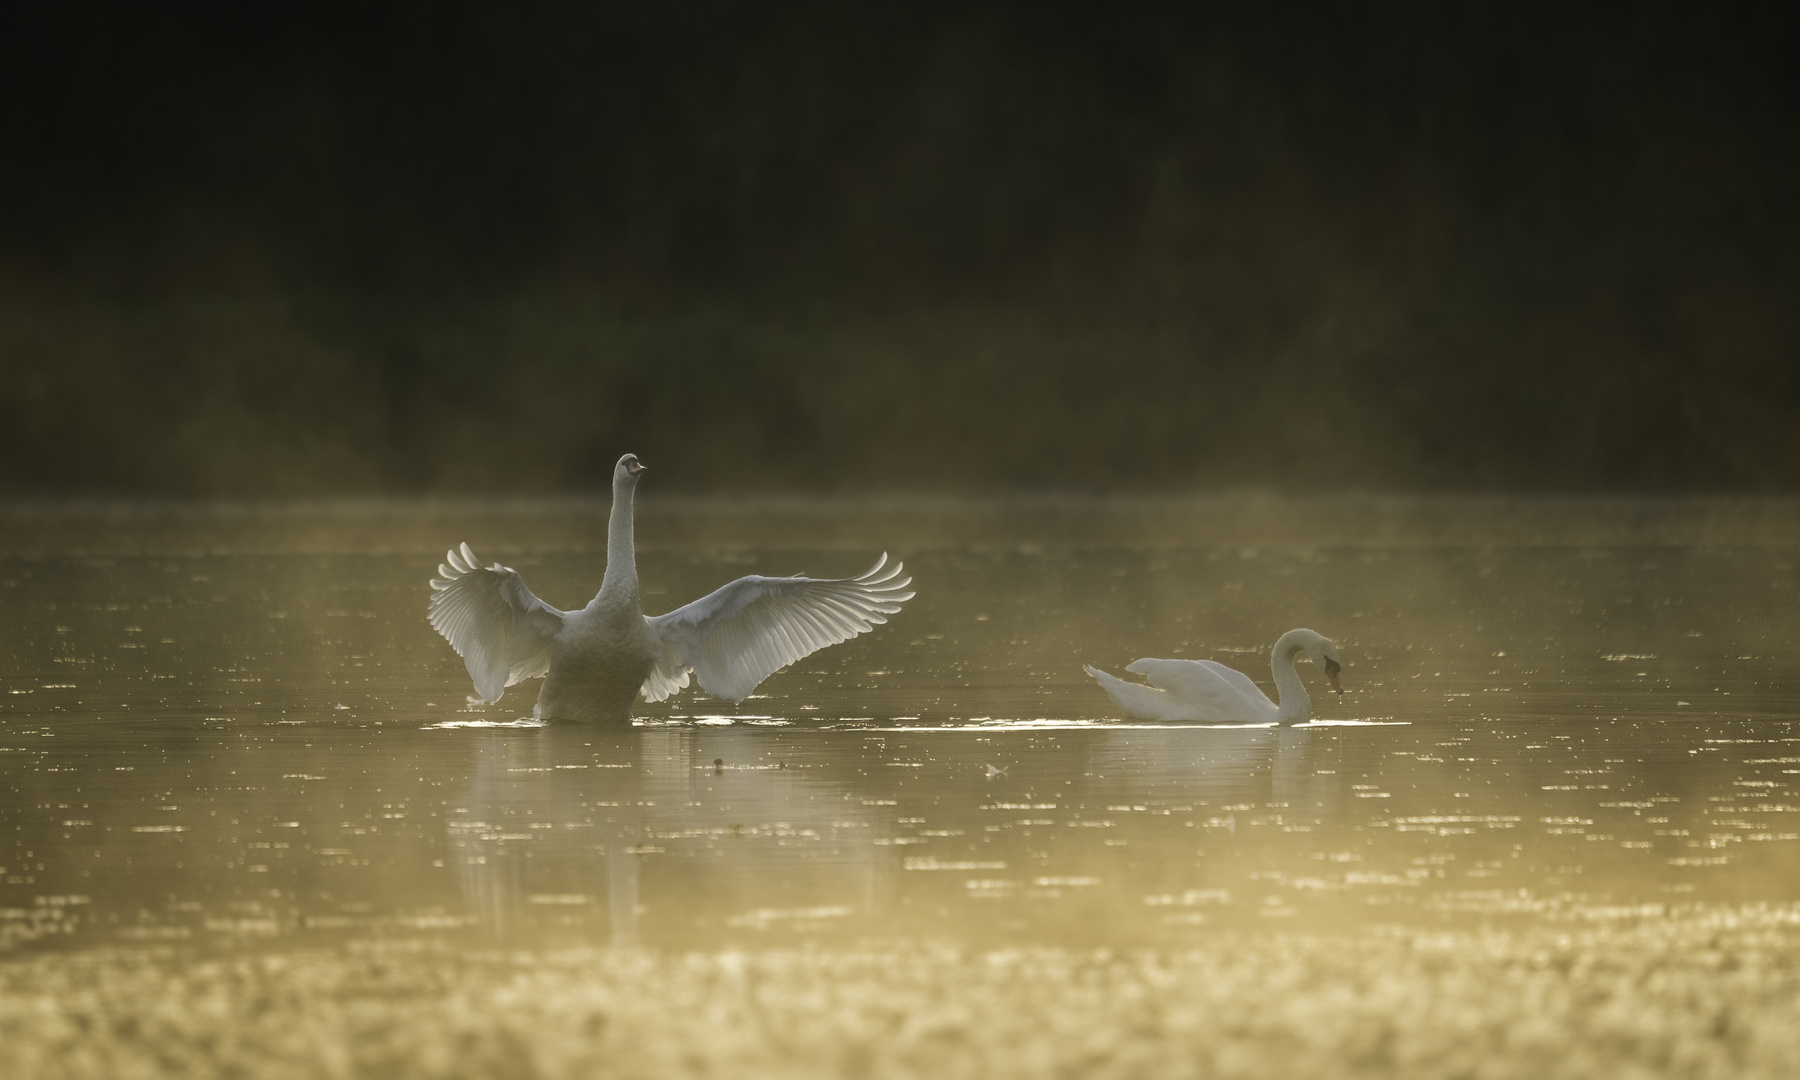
top-left (428, 543), bottom-right (567, 703)
top-left (643, 553), bottom-right (914, 704)
top-left (1125, 658), bottom-right (1273, 716)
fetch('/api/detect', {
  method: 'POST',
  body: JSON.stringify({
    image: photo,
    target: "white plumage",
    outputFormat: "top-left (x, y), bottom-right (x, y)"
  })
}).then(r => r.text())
top-left (1086, 629), bottom-right (1343, 725)
top-left (428, 454), bottom-right (914, 722)
top-left (428, 543), bottom-right (564, 703)
top-left (642, 555), bottom-right (913, 704)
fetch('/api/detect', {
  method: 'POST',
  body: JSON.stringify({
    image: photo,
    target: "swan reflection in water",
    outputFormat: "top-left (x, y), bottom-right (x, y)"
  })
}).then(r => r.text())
top-left (444, 719), bottom-right (1362, 947)
top-left (448, 728), bottom-right (881, 945)
top-left (1083, 722), bottom-right (1326, 812)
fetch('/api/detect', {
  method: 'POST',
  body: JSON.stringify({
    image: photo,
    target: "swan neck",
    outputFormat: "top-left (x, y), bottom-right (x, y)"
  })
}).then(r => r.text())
top-left (598, 476), bottom-right (639, 602)
top-left (1270, 632), bottom-right (1312, 723)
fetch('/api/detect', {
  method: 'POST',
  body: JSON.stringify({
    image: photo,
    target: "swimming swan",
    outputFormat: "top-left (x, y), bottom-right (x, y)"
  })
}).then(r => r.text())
top-left (428, 454), bottom-right (915, 722)
top-left (1085, 629), bottom-right (1342, 724)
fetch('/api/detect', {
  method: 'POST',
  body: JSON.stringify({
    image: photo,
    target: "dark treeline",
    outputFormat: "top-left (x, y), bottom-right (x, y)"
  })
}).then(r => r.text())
top-left (2, 1), bottom-right (1796, 495)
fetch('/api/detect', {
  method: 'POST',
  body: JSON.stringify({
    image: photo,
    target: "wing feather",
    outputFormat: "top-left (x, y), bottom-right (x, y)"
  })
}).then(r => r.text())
top-left (643, 553), bottom-right (915, 703)
top-left (1124, 658), bottom-right (1274, 716)
top-left (427, 543), bottom-right (566, 703)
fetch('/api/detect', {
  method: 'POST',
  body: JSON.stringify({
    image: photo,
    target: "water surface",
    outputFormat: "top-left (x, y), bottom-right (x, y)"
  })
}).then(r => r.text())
top-left (5, 500), bottom-right (1795, 956)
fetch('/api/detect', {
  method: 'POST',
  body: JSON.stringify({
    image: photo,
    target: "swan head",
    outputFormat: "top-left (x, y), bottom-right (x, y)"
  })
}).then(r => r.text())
top-left (615, 454), bottom-right (647, 483)
top-left (1292, 629), bottom-right (1343, 695)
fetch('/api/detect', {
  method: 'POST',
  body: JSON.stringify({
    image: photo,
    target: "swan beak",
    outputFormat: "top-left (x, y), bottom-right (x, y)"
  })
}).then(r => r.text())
top-left (1325, 657), bottom-right (1342, 694)
top-left (626, 460), bottom-right (646, 476)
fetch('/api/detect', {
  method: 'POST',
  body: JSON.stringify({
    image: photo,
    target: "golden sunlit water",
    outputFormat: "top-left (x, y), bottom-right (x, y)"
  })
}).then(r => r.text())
top-left (4, 498), bottom-right (1799, 1077)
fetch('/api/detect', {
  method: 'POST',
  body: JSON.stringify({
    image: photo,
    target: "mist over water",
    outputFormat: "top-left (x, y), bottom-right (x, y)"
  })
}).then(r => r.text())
top-left (3, 499), bottom-right (1799, 1075)
top-left (3, 500), bottom-right (1795, 945)
top-left (4, 500), bottom-right (1800, 1074)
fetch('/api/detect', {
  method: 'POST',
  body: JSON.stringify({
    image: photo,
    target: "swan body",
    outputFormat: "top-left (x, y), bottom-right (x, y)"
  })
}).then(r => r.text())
top-left (428, 455), bottom-right (915, 722)
top-left (1086, 629), bottom-right (1342, 724)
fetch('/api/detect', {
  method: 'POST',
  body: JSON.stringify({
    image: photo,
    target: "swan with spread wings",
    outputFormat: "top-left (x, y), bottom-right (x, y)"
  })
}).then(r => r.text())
top-left (428, 454), bottom-right (914, 722)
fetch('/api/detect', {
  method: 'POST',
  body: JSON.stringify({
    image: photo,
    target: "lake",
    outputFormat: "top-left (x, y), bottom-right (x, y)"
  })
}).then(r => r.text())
top-left (3, 496), bottom-right (1799, 1077)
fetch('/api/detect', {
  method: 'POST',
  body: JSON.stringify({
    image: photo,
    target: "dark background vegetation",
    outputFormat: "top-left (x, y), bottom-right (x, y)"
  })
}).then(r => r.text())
top-left (2, 1), bottom-right (1796, 496)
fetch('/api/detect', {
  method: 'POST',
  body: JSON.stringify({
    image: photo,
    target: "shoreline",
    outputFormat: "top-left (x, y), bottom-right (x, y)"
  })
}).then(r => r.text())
top-left (6, 908), bottom-right (1800, 1078)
